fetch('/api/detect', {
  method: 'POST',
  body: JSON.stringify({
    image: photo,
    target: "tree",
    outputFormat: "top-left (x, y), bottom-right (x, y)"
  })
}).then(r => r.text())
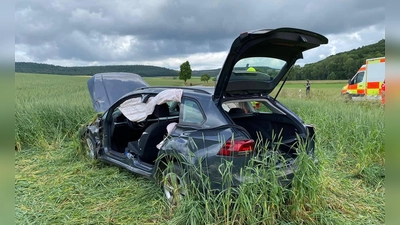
top-left (327, 72), bottom-right (337, 80)
top-left (201, 74), bottom-right (211, 83)
top-left (179, 61), bottom-right (192, 83)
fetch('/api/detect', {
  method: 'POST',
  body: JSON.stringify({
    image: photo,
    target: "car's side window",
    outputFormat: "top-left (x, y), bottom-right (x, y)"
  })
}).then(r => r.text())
top-left (222, 102), bottom-right (251, 113)
top-left (167, 101), bottom-right (180, 116)
top-left (180, 98), bottom-right (205, 125)
top-left (252, 101), bottom-right (272, 113)
top-left (222, 101), bottom-right (273, 114)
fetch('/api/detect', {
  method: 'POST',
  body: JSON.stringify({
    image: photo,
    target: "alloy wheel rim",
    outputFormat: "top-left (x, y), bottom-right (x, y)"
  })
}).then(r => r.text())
top-left (163, 172), bottom-right (186, 204)
top-left (86, 138), bottom-right (95, 159)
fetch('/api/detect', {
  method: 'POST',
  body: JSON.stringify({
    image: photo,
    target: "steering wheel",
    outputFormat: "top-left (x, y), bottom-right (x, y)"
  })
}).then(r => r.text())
top-left (126, 118), bottom-right (148, 129)
top-left (136, 120), bottom-right (148, 128)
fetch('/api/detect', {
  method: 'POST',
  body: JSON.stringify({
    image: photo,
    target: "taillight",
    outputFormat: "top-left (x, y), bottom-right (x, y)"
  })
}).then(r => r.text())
top-left (217, 139), bottom-right (255, 156)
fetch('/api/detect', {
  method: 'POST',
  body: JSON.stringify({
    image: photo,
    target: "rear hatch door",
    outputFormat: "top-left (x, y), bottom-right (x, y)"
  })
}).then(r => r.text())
top-left (214, 27), bottom-right (328, 100)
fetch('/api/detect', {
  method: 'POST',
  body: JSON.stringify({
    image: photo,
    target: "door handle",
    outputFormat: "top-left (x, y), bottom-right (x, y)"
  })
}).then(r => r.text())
top-left (180, 133), bottom-right (189, 138)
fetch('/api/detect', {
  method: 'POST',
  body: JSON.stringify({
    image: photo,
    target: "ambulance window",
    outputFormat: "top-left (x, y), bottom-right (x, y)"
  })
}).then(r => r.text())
top-left (355, 72), bottom-right (365, 83)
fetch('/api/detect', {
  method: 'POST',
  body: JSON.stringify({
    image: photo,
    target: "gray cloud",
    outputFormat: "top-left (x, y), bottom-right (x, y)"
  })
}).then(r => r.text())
top-left (15, 0), bottom-right (385, 68)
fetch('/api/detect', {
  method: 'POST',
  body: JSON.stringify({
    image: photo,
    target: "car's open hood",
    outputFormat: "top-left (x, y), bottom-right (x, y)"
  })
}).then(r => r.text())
top-left (87, 72), bottom-right (149, 112)
top-left (214, 28), bottom-right (328, 101)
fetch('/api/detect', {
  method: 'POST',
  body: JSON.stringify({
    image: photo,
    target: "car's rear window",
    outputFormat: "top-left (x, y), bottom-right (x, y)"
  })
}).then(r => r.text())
top-left (231, 57), bottom-right (286, 83)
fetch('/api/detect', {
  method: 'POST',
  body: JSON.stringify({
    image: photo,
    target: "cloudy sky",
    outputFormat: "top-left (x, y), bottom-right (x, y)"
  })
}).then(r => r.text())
top-left (15, 0), bottom-right (385, 70)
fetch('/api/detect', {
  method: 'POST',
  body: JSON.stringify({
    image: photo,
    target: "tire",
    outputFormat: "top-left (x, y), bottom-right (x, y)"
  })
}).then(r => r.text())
top-left (162, 163), bottom-right (187, 205)
top-left (342, 93), bottom-right (352, 102)
top-left (85, 135), bottom-right (97, 159)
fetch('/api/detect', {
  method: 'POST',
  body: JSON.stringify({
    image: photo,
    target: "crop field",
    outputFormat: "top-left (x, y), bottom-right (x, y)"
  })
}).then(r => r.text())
top-left (15, 73), bottom-right (384, 224)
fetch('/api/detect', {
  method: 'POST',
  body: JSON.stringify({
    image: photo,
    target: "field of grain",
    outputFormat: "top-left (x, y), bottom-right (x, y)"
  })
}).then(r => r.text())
top-left (15, 73), bottom-right (384, 224)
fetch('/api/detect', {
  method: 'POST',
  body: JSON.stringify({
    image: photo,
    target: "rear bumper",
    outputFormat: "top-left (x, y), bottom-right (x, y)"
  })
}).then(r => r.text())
top-left (231, 164), bottom-right (295, 188)
top-left (199, 156), bottom-right (297, 191)
top-left (196, 133), bottom-right (316, 191)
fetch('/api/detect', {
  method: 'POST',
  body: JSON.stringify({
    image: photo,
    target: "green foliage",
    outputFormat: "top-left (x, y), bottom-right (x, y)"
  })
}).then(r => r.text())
top-left (15, 62), bottom-right (179, 77)
top-left (327, 71), bottom-right (337, 80)
top-left (200, 74), bottom-right (210, 83)
top-left (15, 73), bottom-right (94, 150)
top-left (15, 73), bottom-right (384, 224)
top-left (179, 61), bottom-right (192, 83)
top-left (192, 69), bottom-right (220, 77)
top-left (288, 39), bottom-right (385, 80)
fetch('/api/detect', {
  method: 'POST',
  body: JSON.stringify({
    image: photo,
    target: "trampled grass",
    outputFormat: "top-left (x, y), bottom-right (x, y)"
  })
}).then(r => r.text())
top-left (15, 73), bottom-right (384, 224)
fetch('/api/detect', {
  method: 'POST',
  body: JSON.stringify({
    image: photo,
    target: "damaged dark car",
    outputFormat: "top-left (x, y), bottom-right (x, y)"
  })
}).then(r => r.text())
top-left (82, 27), bottom-right (328, 203)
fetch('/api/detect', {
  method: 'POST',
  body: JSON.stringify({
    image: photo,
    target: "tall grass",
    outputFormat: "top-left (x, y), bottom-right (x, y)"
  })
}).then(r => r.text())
top-left (279, 92), bottom-right (384, 184)
top-left (15, 73), bottom-right (94, 150)
top-left (15, 73), bottom-right (384, 224)
top-left (161, 136), bottom-right (325, 225)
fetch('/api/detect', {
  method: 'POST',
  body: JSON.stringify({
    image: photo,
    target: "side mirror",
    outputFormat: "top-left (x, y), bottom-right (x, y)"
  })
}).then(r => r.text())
top-left (348, 79), bottom-right (351, 84)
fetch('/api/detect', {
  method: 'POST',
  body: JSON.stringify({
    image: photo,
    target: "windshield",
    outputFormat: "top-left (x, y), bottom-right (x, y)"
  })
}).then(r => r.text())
top-left (231, 57), bottom-right (286, 83)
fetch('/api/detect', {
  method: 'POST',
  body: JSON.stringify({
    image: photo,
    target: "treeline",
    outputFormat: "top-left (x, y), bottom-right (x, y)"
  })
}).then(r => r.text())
top-left (288, 39), bottom-right (385, 80)
top-left (15, 63), bottom-right (179, 77)
top-left (192, 69), bottom-right (220, 77)
top-left (15, 39), bottom-right (384, 80)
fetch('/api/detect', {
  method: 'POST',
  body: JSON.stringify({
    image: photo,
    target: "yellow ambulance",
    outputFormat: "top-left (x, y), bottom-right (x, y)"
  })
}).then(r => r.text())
top-left (341, 57), bottom-right (385, 100)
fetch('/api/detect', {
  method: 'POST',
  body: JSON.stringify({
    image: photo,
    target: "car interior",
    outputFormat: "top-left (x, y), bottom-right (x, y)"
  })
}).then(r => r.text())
top-left (222, 99), bottom-right (301, 159)
top-left (111, 102), bottom-right (180, 164)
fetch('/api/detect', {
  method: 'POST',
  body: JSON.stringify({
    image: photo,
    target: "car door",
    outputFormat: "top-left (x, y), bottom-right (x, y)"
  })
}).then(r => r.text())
top-left (102, 93), bottom-right (148, 163)
top-left (161, 97), bottom-right (251, 168)
top-left (348, 71), bottom-right (366, 96)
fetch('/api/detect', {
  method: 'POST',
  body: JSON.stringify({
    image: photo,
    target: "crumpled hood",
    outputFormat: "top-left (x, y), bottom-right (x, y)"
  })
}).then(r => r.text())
top-left (87, 72), bottom-right (149, 112)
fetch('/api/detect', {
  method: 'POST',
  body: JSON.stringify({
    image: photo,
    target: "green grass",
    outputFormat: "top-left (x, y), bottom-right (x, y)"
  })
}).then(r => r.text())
top-left (15, 73), bottom-right (384, 224)
top-left (279, 80), bottom-right (348, 89)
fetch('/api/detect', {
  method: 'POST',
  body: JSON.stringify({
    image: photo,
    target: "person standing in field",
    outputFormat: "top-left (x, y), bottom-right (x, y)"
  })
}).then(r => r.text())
top-left (305, 79), bottom-right (310, 96)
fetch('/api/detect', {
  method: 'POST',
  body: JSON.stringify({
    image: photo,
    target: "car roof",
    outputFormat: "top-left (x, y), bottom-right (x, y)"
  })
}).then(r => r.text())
top-left (134, 86), bottom-right (214, 95)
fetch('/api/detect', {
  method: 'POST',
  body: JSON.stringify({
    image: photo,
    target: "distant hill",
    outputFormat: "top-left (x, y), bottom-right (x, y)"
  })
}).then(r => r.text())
top-left (288, 39), bottom-right (385, 80)
top-left (192, 69), bottom-right (221, 77)
top-left (15, 62), bottom-right (179, 77)
top-left (15, 39), bottom-right (384, 80)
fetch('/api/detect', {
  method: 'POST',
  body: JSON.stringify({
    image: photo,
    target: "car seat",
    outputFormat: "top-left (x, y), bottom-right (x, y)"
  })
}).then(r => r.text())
top-left (126, 103), bottom-right (171, 164)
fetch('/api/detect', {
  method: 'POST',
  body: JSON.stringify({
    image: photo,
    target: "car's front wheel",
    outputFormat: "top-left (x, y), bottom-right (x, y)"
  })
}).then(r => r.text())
top-left (85, 135), bottom-right (97, 159)
top-left (162, 164), bottom-right (187, 205)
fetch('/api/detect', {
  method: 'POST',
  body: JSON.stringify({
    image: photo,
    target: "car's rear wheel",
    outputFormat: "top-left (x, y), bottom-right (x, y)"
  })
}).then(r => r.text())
top-left (86, 135), bottom-right (97, 159)
top-left (162, 164), bottom-right (187, 205)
